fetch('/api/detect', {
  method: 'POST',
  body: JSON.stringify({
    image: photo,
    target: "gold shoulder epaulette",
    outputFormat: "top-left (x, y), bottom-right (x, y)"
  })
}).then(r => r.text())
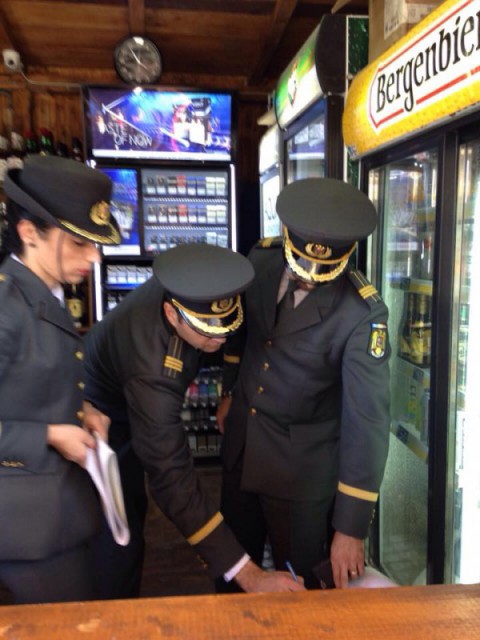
top-left (163, 335), bottom-right (184, 379)
top-left (0, 274), bottom-right (6, 283)
top-left (257, 236), bottom-right (282, 249)
top-left (348, 269), bottom-right (382, 305)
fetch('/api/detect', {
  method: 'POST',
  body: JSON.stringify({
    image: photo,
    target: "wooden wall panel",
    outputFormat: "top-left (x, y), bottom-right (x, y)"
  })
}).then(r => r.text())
top-left (0, 86), bottom-right (84, 149)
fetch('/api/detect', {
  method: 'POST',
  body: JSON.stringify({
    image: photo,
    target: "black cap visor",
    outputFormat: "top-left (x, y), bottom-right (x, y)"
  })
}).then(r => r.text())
top-left (4, 168), bottom-right (121, 245)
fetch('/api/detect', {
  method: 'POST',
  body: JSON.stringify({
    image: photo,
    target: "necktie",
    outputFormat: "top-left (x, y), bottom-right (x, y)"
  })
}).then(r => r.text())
top-left (276, 279), bottom-right (297, 324)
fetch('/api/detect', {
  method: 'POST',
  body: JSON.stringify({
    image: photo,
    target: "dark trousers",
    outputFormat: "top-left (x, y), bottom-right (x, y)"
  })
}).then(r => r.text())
top-left (0, 543), bottom-right (95, 605)
top-left (90, 443), bottom-right (148, 600)
top-left (217, 461), bottom-right (334, 591)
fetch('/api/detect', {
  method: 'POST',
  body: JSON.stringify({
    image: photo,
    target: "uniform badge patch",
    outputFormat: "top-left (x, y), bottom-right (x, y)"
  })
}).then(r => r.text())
top-left (368, 323), bottom-right (387, 359)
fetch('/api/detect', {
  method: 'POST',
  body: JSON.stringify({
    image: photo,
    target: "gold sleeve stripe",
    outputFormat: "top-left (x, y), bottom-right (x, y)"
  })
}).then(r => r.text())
top-left (164, 356), bottom-right (183, 372)
top-left (338, 481), bottom-right (378, 502)
top-left (187, 512), bottom-right (224, 546)
top-left (224, 354), bottom-right (240, 364)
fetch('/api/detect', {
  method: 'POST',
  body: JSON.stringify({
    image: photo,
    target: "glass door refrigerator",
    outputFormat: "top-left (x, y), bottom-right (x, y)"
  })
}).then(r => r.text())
top-left (274, 14), bottom-right (368, 185)
top-left (342, 0), bottom-right (480, 585)
top-left (258, 123), bottom-right (282, 239)
top-left (82, 86), bottom-right (236, 461)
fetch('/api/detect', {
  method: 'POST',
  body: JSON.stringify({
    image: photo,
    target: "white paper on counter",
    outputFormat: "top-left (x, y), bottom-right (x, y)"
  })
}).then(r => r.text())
top-left (348, 566), bottom-right (397, 589)
top-left (85, 436), bottom-right (130, 546)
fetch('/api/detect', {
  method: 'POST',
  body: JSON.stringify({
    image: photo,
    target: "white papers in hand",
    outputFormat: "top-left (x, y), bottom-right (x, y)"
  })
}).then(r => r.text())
top-left (85, 436), bottom-right (130, 546)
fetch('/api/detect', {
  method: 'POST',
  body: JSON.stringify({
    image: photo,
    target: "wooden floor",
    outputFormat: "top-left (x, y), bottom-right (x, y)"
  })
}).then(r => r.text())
top-left (0, 465), bottom-right (220, 605)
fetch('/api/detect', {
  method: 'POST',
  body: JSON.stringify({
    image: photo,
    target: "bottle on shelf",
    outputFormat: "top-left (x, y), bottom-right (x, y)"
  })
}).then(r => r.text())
top-left (418, 231), bottom-right (434, 280)
top-left (71, 137), bottom-right (84, 162)
top-left (24, 131), bottom-right (39, 156)
top-left (198, 379), bottom-right (209, 407)
top-left (399, 292), bottom-right (415, 361)
top-left (55, 140), bottom-right (70, 158)
top-left (409, 294), bottom-right (431, 368)
top-left (188, 380), bottom-right (199, 406)
top-left (422, 295), bottom-right (432, 367)
top-left (39, 128), bottom-right (55, 155)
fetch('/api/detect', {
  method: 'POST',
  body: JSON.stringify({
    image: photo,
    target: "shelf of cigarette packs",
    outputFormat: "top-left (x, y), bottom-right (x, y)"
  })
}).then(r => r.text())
top-left (142, 169), bottom-right (229, 253)
top-left (104, 263), bottom-right (153, 312)
top-left (143, 204), bottom-right (229, 253)
top-left (182, 366), bottom-right (224, 459)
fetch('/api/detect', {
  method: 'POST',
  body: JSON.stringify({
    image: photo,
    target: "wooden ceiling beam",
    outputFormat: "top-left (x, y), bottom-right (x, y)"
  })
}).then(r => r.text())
top-left (0, 5), bottom-right (18, 52)
top-left (248, 0), bottom-right (299, 86)
top-left (128, 0), bottom-right (145, 35)
top-left (5, 64), bottom-right (273, 96)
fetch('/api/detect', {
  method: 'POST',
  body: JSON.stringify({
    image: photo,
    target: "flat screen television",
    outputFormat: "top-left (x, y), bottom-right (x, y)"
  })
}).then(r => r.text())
top-left (84, 87), bottom-right (232, 162)
top-left (100, 167), bottom-right (141, 256)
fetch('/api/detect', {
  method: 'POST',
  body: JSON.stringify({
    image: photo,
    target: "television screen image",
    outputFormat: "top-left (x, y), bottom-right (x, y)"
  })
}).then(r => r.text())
top-left (100, 167), bottom-right (141, 256)
top-left (85, 87), bottom-right (232, 161)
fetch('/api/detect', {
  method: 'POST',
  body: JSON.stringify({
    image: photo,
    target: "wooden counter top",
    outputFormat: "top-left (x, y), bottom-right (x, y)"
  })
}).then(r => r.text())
top-left (0, 584), bottom-right (479, 639)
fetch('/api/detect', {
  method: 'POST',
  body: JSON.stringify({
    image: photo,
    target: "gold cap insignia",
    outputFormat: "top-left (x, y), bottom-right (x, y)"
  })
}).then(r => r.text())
top-left (211, 298), bottom-right (234, 314)
top-left (90, 201), bottom-right (110, 226)
top-left (305, 243), bottom-right (332, 258)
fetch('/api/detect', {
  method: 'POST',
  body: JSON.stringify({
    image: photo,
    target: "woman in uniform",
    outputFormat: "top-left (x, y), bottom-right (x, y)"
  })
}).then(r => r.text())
top-left (0, 155), bottom-right (120, 604)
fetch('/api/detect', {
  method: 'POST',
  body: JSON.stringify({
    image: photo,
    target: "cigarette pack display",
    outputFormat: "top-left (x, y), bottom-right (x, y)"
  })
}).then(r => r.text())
top-left (141, 167), bottom-right (230, 257)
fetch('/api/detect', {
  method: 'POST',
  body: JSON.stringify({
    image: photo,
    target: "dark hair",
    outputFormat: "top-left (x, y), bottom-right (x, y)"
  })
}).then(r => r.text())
top-left (0, 199), bottom-right (51, 264)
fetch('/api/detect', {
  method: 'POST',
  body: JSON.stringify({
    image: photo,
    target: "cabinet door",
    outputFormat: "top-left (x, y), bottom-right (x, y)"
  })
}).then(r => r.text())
top-left (368, 148), bottom-right (438, 585)
top-left (447, 138), bottom-right (480, 584)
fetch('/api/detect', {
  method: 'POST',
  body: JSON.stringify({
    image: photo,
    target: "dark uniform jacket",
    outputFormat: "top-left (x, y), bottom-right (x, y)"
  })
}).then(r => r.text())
top-left (0, 257), bottom-right (100, 561)
top-left (84, 276), bottom-right (244, 578)
top-left (222, 242), bottom-right (391, 539)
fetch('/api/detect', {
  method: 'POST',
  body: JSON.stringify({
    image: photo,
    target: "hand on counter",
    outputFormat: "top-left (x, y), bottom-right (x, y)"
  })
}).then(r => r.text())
top-left (234, 560), bottom-right (305, 592)
top-left (330, 531), bottom-right (365, 589)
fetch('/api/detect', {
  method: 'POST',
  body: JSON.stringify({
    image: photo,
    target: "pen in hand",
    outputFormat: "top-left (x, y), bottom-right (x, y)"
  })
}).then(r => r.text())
top-left (285, 560), bottom-right (298, 582)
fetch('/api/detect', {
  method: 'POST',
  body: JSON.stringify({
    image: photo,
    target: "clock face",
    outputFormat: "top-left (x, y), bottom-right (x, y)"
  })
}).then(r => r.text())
top-left (114, 36), bottom-right (162, 85)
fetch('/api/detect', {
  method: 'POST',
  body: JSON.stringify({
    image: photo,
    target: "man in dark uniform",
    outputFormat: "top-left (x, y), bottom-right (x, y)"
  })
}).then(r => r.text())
top-left (217, 178), bottom-right (391, 591)
top-left (84, 243), bottom-right (304, 598)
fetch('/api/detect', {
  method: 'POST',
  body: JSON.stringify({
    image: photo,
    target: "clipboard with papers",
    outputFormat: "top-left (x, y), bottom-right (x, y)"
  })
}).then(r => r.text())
top-left (85, 435), bottom-right (130, 546)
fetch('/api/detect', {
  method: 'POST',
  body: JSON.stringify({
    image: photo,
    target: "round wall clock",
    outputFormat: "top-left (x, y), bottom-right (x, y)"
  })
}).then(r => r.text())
top-left (114, 36), bottom-right (162, 85)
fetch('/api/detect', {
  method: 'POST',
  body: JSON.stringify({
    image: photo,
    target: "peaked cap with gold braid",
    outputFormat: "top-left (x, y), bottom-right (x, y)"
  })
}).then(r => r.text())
top-left (276, 178), bottom-right (377, 284)
top-left (4, 156), bottom-right (121, 245)
top-left (154, 244), bottom-right (254, 338)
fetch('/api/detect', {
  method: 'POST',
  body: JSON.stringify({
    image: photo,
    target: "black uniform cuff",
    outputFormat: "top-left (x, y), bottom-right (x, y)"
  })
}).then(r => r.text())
top-left (192, 519), bottom-right (245, 579)
top-left (332, 492), bottom-right (377, 539)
